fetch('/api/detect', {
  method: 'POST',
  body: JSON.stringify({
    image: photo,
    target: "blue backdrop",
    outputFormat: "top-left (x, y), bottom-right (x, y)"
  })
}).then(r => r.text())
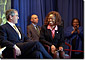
top-left (11, 0), bottom-right (83, 35)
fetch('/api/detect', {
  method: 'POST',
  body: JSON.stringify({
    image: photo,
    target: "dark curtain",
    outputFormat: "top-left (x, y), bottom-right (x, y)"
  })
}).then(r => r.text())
top-left (11, 0), bottom-right (83, 35)
top-left (56, 0), bottom-right (83, 29)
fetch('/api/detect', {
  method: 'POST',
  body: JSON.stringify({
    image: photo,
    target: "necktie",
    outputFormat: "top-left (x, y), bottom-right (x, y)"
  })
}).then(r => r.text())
top-left (13, 25), bottom-right (21, 39)
top-left (35, 26), bottom-right (40, 35)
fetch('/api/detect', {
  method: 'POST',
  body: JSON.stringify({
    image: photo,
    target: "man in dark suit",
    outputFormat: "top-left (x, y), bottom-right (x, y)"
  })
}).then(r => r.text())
top-left (0, 9), bottom-right (52, 59)
top-left (27, 14), bottom-right (41, 41)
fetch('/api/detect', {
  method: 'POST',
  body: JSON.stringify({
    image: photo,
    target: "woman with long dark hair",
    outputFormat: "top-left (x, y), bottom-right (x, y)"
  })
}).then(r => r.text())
top-left (39, 11), bottom-right (65, 58)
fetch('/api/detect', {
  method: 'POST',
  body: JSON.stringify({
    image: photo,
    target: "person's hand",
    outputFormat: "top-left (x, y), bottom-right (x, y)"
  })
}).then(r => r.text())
top-left (77, 25), bottom-right (79, 29)
top-left (71, 26), bottom-right (77, 34)
top-left (59, 47), bottom-right (63, 51)
top-left (71, 25), bottom-right (80, 34)
top-left (13, 45), bottom-right (21, 56)
top-left (71, 30), bottom-right (75, 34)
top-left (51, 45), bottom-right (56, 54)
top-left (74, 25), bottom-right (79, 31)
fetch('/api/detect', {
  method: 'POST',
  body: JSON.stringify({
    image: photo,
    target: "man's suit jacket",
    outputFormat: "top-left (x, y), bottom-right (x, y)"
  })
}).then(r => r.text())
top-left (0, 23), bottom-right (30, 48)
top-left (39, 25), bottom-right (65, 48)
top-left (27, 24), bottom-right (41, 41)
top-left (0, 23), bottom-right (31, 58)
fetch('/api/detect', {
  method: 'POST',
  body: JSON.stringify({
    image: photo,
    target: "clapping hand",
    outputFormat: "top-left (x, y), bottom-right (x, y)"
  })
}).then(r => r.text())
top-left (71, 25), bottom-right (79, 34)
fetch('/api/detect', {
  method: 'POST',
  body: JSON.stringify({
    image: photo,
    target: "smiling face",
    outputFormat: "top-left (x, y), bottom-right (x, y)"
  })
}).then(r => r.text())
top-left (48, 14), bottom-right (56, 26)
top-left (72, 19), bottom-right (79, 27)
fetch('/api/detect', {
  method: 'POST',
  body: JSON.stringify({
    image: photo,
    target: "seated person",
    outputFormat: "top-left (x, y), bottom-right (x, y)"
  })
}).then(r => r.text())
top-left (0, 9), bottom-right (52, 59)
top-left (39, 11), bottom-right (65, 58)
top-left (64, 18), bottom-right (84, 58)
top-left (27, 14), bottom-right (41, 41)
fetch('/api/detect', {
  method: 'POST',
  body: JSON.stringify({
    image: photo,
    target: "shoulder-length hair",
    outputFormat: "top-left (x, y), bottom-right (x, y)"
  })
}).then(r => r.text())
top-left (44, 11), bottom-right (61, 25)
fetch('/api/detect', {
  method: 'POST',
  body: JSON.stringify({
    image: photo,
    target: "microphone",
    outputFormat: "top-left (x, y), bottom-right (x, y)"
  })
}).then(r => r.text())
top-left (75, 26), bottom-right (77, 31)
top-left (75, 26), bottom-right (77, 28)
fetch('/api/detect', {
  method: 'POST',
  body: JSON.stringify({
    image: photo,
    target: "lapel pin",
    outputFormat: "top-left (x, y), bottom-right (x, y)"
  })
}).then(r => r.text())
top-left (56, 31), bottom-right (58, 33)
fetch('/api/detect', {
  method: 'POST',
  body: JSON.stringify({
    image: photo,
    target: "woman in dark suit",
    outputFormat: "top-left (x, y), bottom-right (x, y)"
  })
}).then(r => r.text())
top-left (39, 11), bottom-right (65, 58)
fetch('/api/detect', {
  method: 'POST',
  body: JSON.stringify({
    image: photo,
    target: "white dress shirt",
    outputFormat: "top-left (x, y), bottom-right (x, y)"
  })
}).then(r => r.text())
top-left (7, 21), bottom-right (21, 39)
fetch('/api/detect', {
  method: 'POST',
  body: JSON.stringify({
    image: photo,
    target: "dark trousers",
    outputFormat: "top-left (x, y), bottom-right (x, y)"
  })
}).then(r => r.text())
top-left (3, 41), bottom-right (52, 59)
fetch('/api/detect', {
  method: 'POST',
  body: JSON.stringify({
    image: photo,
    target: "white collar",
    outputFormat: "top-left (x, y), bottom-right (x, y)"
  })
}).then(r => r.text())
top-left (7, 21), bottom-right (15, 27)
top-left (47, 25), bottom-right (58, 30)
top-left (32, 23), bottom-right (37, 27)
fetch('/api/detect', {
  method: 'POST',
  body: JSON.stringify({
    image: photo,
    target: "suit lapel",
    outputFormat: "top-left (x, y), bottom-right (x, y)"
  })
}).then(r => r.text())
top-left (54, 26), bottom-right (60, 40)
top-left (47, 26), bottom-right (59, 40)
top-left (31, 24), bottom-right (39, 36)
top-left (47, 29), bottom-right (53, 41)
top-left (16, 26), bottom-right (22, 39)
top-left (54, 30), bottom-right (58, 39)
top-left (6, 23), bottom-right (21, 39)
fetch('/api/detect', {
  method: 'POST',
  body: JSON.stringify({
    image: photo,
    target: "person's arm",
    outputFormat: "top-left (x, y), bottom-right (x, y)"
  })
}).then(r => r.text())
top-left (27, 26), bottom-right (33, 40)
top-left (78, 27), bottom-right (83, 38)
top-left (71, 30), bottom-right (76, 34)
top-left (0, 26), bottom-right (21, 56)
top-left (71, 25), bottom-right (79, 34)
top-left (0, 26), bottom-right (15, 48)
